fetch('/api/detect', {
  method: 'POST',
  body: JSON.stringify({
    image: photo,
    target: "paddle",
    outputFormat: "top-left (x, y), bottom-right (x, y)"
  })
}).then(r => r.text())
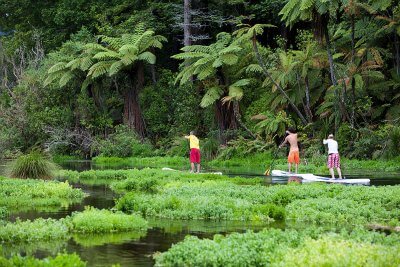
top-left (264, 147), bottom-right (279, 176)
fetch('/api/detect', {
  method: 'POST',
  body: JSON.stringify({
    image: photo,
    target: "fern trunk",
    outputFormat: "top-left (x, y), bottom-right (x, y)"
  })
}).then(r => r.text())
top-left (124, 64), bottom-right (146, 139)
top-left (215, 100), bottom-right (237, 144)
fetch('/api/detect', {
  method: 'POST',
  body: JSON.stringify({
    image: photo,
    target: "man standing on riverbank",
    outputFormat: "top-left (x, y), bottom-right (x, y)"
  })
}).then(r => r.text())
top-left (323, 134), bottom-right (342, 179)
top-left (184, 131), bottom-right (201, 173)
top-left (279, 127), bottom-right (300, 173)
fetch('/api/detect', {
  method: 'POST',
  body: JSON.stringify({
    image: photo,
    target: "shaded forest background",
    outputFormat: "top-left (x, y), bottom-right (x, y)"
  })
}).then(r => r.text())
top-left (0, 0), bottom-right (399, 161)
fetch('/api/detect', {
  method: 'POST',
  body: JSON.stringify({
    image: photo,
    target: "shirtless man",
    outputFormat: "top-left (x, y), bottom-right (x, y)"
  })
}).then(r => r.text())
top-left (279, 127), bottom-right (300, 173)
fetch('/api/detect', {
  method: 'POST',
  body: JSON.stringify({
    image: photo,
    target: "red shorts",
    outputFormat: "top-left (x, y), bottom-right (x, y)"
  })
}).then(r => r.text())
top-left (328, 153), bottom-right (340, 168)
top-left (288, 151), bottom-right (300, 164)
top-left (190, 148), bottom-right (201, 163)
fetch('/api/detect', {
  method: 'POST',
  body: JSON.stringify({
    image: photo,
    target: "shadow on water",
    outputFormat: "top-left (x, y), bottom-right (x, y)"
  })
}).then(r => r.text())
top-left (3, 160), bottom-right (400, 266)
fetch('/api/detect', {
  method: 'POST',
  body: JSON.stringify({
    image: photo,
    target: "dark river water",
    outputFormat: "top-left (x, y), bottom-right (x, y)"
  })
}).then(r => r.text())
top-left (2, 160), bottom-right (400, 266)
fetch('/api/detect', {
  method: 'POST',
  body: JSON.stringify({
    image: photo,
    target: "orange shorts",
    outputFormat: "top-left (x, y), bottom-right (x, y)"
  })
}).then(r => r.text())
top-left (288, 151), bottom-right (300, 164)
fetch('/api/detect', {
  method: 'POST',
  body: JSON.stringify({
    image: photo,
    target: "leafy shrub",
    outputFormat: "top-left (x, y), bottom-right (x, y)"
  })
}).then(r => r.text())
top-left (0, 253), bottom-right (86, 267)
top-left (280, 236), bottom-right (400, 267)
top-left (96, 125), bottom-right (154, 157)
top-left (0, 207), bottom-right (8, 219)
top-left (0, 177), bottom-right (85, 210)
top-left (68, 206), bottom-right (148, 233)
top-left (9, 150), bottom-right (58, 179)
top-left (154, 228), bottom-right (400, 267)
top-left (0, 218), bottom-right (69, 242)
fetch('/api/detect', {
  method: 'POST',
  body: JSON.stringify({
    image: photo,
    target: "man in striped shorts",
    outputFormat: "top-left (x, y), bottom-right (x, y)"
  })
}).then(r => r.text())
top-left (323, 134), bottom-right (342, 179)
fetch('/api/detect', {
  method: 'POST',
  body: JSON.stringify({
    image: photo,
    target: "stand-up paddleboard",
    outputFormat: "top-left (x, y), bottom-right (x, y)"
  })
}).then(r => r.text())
top-left (162, 167), bottom-right (223, 175)
top-left (271, 170), bottom-right (370, 185)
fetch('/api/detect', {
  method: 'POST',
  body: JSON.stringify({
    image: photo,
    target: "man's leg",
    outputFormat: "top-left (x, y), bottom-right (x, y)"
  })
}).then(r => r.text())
top-left (288, 163), bottom-right (292, 173)
top-left (336, 168), bottom-right (342, 179)
top-left (329, 168), bottom-right (335, 179)
top-left (196, 163), bottom-right (201, 173)
top-left (295, 164), bottom-right (298, 174)
top-left (190, 162), bottom-right (195, 173)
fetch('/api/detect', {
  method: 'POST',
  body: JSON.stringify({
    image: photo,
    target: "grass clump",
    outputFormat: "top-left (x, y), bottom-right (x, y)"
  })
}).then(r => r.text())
top-left (59, 168), bottom-right (262, 187)
top-left (0, 218), bottom-right (69, 242)
top-left (68, 206), bottom-right (148, 233)
top-left (0, 177), bottom-right (85, 210)
top-left (116, 180), bottom-right (281, 221)
top-left (0, 253), bottom-right (86, 267)
top-left (9, 150), bottom-right (58, 179)
top-left (154, 228), bottom-right (400, 266)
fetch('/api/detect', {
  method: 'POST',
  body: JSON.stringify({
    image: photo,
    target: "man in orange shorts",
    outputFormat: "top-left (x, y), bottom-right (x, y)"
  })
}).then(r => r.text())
top-left (279, 127), bottom-right (300, 173)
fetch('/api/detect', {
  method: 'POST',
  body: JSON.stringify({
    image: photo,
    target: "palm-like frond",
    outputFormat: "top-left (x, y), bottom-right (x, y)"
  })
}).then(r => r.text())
top-left (200, 87), bottom-right (224, 108)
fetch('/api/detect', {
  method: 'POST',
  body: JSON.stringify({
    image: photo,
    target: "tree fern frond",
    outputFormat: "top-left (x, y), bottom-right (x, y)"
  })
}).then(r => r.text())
top-left (59, 71), bottom-right (75, 87)
top-left (93, 51), bottom-right (120, 61)
top-left (80, 57), bottom-right (94, 71)
top-left (172, 52), bottom-right (209, 60)
top-left (119, 44), bottom-right (139, 55)
top-left (138, 51), bottom-right (156, 64)
top-left (200, 87), bottom-right (224, 107)
top-left (47, 62), bottom-right (68, 74)
top-left (88, 61), bottom-right (112, 78)
top-left (220, 53), bottom-right (239, 65)
top-left (246, 64), bottom-right (264, 74)
top-left (109, 61), bottom-right (125, 76)
top-left (227, 85), bottom-right (244, 101)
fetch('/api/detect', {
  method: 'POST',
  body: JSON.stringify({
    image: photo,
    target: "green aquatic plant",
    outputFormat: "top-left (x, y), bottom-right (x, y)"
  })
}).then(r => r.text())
top-left (58, 168), bottom-right (263, 187)
top-left (72, 231), bottom-right (146, 247)
top-left (0, 218), bottom-right (69, 243)
top-left (154, 228), bottom-right (400, 266)
top-left (0, 177), bottom-right (85, 210)
top-left (0, 207), bottom-right (8, 219)
top-left (9, 150), bottom-right (59, 179)
top-left (0, 253), bottom-right (86, 267)
top-left (68, 206), bottom-right (148, 233)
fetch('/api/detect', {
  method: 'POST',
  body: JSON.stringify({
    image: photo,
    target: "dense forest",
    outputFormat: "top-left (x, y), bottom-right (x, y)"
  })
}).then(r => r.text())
top-left (0, 0), bottom-right (399, 161)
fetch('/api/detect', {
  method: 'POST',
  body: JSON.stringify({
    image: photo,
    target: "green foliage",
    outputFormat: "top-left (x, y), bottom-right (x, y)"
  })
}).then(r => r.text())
top-left (155, 227), bottom-right (400, 266)
top-left (68, 206), bottom-right (148, 233)
top-left (72, 231), bottom-right (146, 247)
top-left (0, 253), bottom-right (86, 267)
top-left (0, 177), bottom-right (85, 210)
top-left (0, 207), bottom-right (8, 219)
top-left (95, 125), bottom-right (154, 157)
top-left (92, 156), bottom-right (188, 168)
top-left (0, 218), bottom-right (69, 242)
top-left (280, 236), bottom-right (400, 267)
top-left (9, 150), bottom-right (58, 179)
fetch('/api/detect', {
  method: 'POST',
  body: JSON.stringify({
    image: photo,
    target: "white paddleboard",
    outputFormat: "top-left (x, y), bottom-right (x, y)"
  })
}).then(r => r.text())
top-left (162, 167), bottom-right (223, 175)
top-left (271, 170), bottom-right (370, 185)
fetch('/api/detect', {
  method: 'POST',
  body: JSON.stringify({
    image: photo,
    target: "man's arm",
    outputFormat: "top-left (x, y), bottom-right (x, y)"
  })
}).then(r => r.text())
top-left (279, 137), bottom-right (288, 148)
top-left (323, 139), bottom-right (328, 144)
top-left (184, 135), bottom-right (190, 139)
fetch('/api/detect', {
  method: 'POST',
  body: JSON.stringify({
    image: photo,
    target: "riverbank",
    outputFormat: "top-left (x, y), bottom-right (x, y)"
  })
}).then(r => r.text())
top-left (91, 154), bottom-right (400, 176)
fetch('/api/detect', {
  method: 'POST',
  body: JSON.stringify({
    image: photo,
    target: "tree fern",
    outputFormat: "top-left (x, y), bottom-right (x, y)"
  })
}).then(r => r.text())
top-left (200, 87), bottom-right (224, 108)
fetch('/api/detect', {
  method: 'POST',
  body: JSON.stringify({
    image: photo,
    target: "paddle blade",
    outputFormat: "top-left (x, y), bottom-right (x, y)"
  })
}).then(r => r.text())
top-left (264, 169), bottom-right (270, 176)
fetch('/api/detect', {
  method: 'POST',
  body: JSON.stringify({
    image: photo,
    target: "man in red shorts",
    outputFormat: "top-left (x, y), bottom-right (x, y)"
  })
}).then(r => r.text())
top-left (184, 131), bottom-right (201, 173)
top-left (323, 134), bottom-right (342, 179)
top-left (279, 127), bottom-right (300, 173)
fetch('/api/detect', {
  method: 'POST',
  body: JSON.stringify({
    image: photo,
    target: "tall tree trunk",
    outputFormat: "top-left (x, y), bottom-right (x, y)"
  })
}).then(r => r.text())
top-left (215, 100), bottom-right (237, 144)
top-left (304, 76), bottom-right (313, 122)
top-left (232, 101), bottom-right (256, 139)
top-left (395, 32), bottom-right (400, 75)
top-left (124, 64), bottom-right (146, 139)
top-left (251, 35), bottom-right (308, 125)
top-left (183, 0), bottom-right (192, 47)
top-left (350, 15), bottom-right (356, 127)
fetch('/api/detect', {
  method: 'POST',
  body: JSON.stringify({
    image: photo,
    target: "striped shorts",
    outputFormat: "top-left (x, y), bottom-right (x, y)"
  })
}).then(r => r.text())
top-left (328, 153), bottom-right (340, 168)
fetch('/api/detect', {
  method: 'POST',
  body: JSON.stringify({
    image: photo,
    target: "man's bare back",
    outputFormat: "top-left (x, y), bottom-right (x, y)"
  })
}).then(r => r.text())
top-left (285, 133), bottom-right (299, 152)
